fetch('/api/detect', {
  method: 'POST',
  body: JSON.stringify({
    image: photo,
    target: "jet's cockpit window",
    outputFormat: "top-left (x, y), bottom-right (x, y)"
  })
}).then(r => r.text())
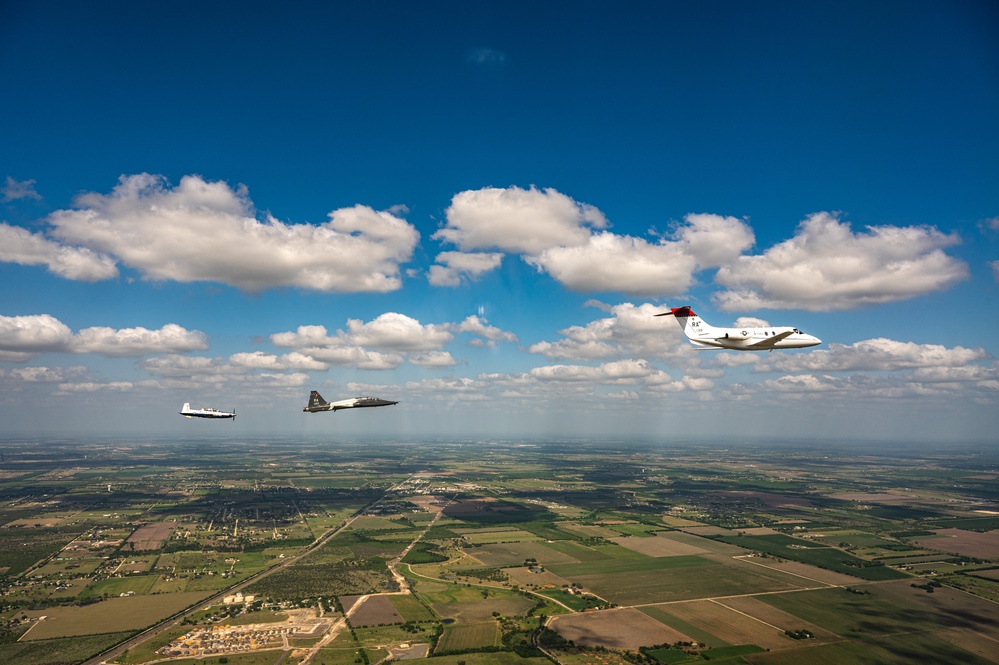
top-left (793, 328), bottom-right (800, 334)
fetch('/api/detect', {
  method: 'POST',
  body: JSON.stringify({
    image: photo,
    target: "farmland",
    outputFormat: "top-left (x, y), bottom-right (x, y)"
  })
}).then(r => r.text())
top-left (0, 438), bottom-right (998, 665)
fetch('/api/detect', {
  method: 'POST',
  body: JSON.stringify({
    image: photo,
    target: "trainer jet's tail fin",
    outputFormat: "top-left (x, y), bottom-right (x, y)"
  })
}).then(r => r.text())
top-left (307, 390), bottom-right (328, 410)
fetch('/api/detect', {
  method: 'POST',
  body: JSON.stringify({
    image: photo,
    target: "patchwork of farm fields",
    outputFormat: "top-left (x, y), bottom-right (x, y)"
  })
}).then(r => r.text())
top-left (3, 439), bottom-right (999, 665)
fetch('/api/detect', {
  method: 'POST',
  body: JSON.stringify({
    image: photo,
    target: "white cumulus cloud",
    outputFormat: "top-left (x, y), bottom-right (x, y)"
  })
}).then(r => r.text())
top-left (673, 213), bottom-right (755, 267)
top-left (428, 251), bottom-right (504, 286)
top-left (269, 323), bottom-right (408, 370)
top-left (528, 302), bottom-right (687, 361)
top-left (72, 323), bottom-right (208, 357)
top-left (44, 173), bottom-right (419, 292)
top-left (714, 212), bottom-right (969, 311)
top-left (57, 381), bottom-right (133, 393)
top-left (529, 232), bottom-right (697, 296)
top-left (0, 314), bottom-right (208, 361)
top-left (0, 366), bottom-right (88, 382)
top-left (344, 313), bottom-right (453, 351)
top-left (434, 185), bottom-right (607, 255)
top-left (0, 223), bottom-right (119, 281)
top-left (529, 358), bottom-right (670, 385)
top-left (228, 351), bottom-right (329, 371)
top-left (410, 351), bottom-right (458, 368)
top-left (457, 315), bottom-right (518, 344)
top-left (433, 188), bottom-right (760, 296)
top-left (0, 314), bottom-right (74, 361)
top-left (756, 338), bottom-right (990, 373)
top-left (269, 313), bottom-right (515, 370)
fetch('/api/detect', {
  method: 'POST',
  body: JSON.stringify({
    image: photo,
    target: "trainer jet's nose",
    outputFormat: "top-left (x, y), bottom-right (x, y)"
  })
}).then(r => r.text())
top-left (802, 334), bottom-right (822, 347)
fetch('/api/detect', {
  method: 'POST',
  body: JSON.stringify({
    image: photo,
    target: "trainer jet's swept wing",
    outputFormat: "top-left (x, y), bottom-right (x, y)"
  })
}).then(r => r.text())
top-left (180, 403), bottom-right (236, 419)
top-left (657, 306), bottom-right (821, 351)
top-left (303, 390), bottom-right (398, 413)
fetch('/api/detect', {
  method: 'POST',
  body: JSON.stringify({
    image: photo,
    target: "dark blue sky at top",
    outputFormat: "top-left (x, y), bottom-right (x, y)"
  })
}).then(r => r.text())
top-left (4, 1), bottom-right (996, 231)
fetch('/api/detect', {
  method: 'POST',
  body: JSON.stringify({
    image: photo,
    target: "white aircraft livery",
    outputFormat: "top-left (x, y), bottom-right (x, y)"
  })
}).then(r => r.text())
top-left (303, 390), bottom-right (399, 413)
top-left (657, 306), bottom-right (821, 351)
top-left (180, 403), bottom-right (236, 419)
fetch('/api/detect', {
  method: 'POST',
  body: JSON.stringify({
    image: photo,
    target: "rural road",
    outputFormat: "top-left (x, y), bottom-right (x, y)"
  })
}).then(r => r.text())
top-left (83, 474), bottom-right (419, 665)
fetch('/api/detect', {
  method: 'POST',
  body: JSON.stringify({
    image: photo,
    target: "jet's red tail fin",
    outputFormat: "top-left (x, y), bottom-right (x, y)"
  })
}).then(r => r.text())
top-left (656, 306), bottom-right (711, 339)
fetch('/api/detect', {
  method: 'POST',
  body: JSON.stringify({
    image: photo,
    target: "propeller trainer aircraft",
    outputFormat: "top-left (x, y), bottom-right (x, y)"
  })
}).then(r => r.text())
top-left (657, 306), bottom-right (821, 351)
top-left (179, 403), bottom-right (236, 419)
top-left (303, 390), bottom-right (399, 413)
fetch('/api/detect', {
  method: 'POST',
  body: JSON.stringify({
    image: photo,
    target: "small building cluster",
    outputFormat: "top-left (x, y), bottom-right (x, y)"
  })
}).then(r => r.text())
top-left (157, 624), bottom-right (288, 657)
top-left (222, 592), bottom-right (255, 605)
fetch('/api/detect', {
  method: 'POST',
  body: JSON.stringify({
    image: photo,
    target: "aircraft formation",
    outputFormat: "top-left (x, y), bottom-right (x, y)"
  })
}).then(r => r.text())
top-left (180, 390), bottom-right (398, 421)
top-left (181, 307), bottom-right (820, 421)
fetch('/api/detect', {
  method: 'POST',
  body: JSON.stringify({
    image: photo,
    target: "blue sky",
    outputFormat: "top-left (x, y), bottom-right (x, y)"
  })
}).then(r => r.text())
top-left (1, 1), bottom-right (997, 443)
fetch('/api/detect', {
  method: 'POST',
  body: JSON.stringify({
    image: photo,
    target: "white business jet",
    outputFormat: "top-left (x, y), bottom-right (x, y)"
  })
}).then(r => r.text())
top-left (657, 306), bottom-right (821, 351)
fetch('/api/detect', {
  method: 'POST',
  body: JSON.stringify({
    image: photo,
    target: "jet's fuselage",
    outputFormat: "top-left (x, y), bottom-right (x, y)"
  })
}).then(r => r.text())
top-left (303, 394), bottom-right (398, 413)
top-left (661, 307), bottom-right (821, 351)
top-left (685, 324), bottom-right (821, 350)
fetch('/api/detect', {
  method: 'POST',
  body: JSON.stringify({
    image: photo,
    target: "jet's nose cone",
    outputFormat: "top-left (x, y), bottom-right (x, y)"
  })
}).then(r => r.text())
top-left (806, 335), bottom-right (822, 347)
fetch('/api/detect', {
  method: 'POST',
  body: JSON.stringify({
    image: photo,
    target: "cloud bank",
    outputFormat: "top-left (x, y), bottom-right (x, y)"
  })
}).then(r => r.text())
top-left (0, 314), bottom-right (207, 361)
top-left (35, 174), bottom-right (419, 292)
top-left (714, 213), bottom-right (968, 311)
top-left (2, 177), bottom-right (970, 310)
top-left (431, 189), bottom-right (968, 309)
top-left (432, 186), bottom-right (757, 296)
top-left (270, 312), bottom-right (517, 370)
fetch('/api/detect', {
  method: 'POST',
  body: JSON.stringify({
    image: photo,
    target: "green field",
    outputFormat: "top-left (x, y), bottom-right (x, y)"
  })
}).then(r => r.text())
top-left (81, 574), bottom-right (158, 598)
top-left (438, 621), bottom-right (501, 651)
top-left (548, 554), bottom-right (711, 577)
top-left (0, 631), bottom-right (134, 665)
top-left (746, 631), bottom-right (996, 665)
top-left (758, 586), bottom-right (948, 637)
top-left (551, 556), bottom-right (810, 605)
top-left (639, 606), bottom-right (728, 647)
top-left (712, 534), bottom-right (909, 581)
top-left (389, 593), bottom-right (437, 621)
top-left (22, 591), bottom-right (213, 640)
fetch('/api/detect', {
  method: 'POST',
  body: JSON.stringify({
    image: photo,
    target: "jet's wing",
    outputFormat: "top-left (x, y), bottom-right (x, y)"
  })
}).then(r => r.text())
top-left (747, 331), bottom-right (794, 349)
